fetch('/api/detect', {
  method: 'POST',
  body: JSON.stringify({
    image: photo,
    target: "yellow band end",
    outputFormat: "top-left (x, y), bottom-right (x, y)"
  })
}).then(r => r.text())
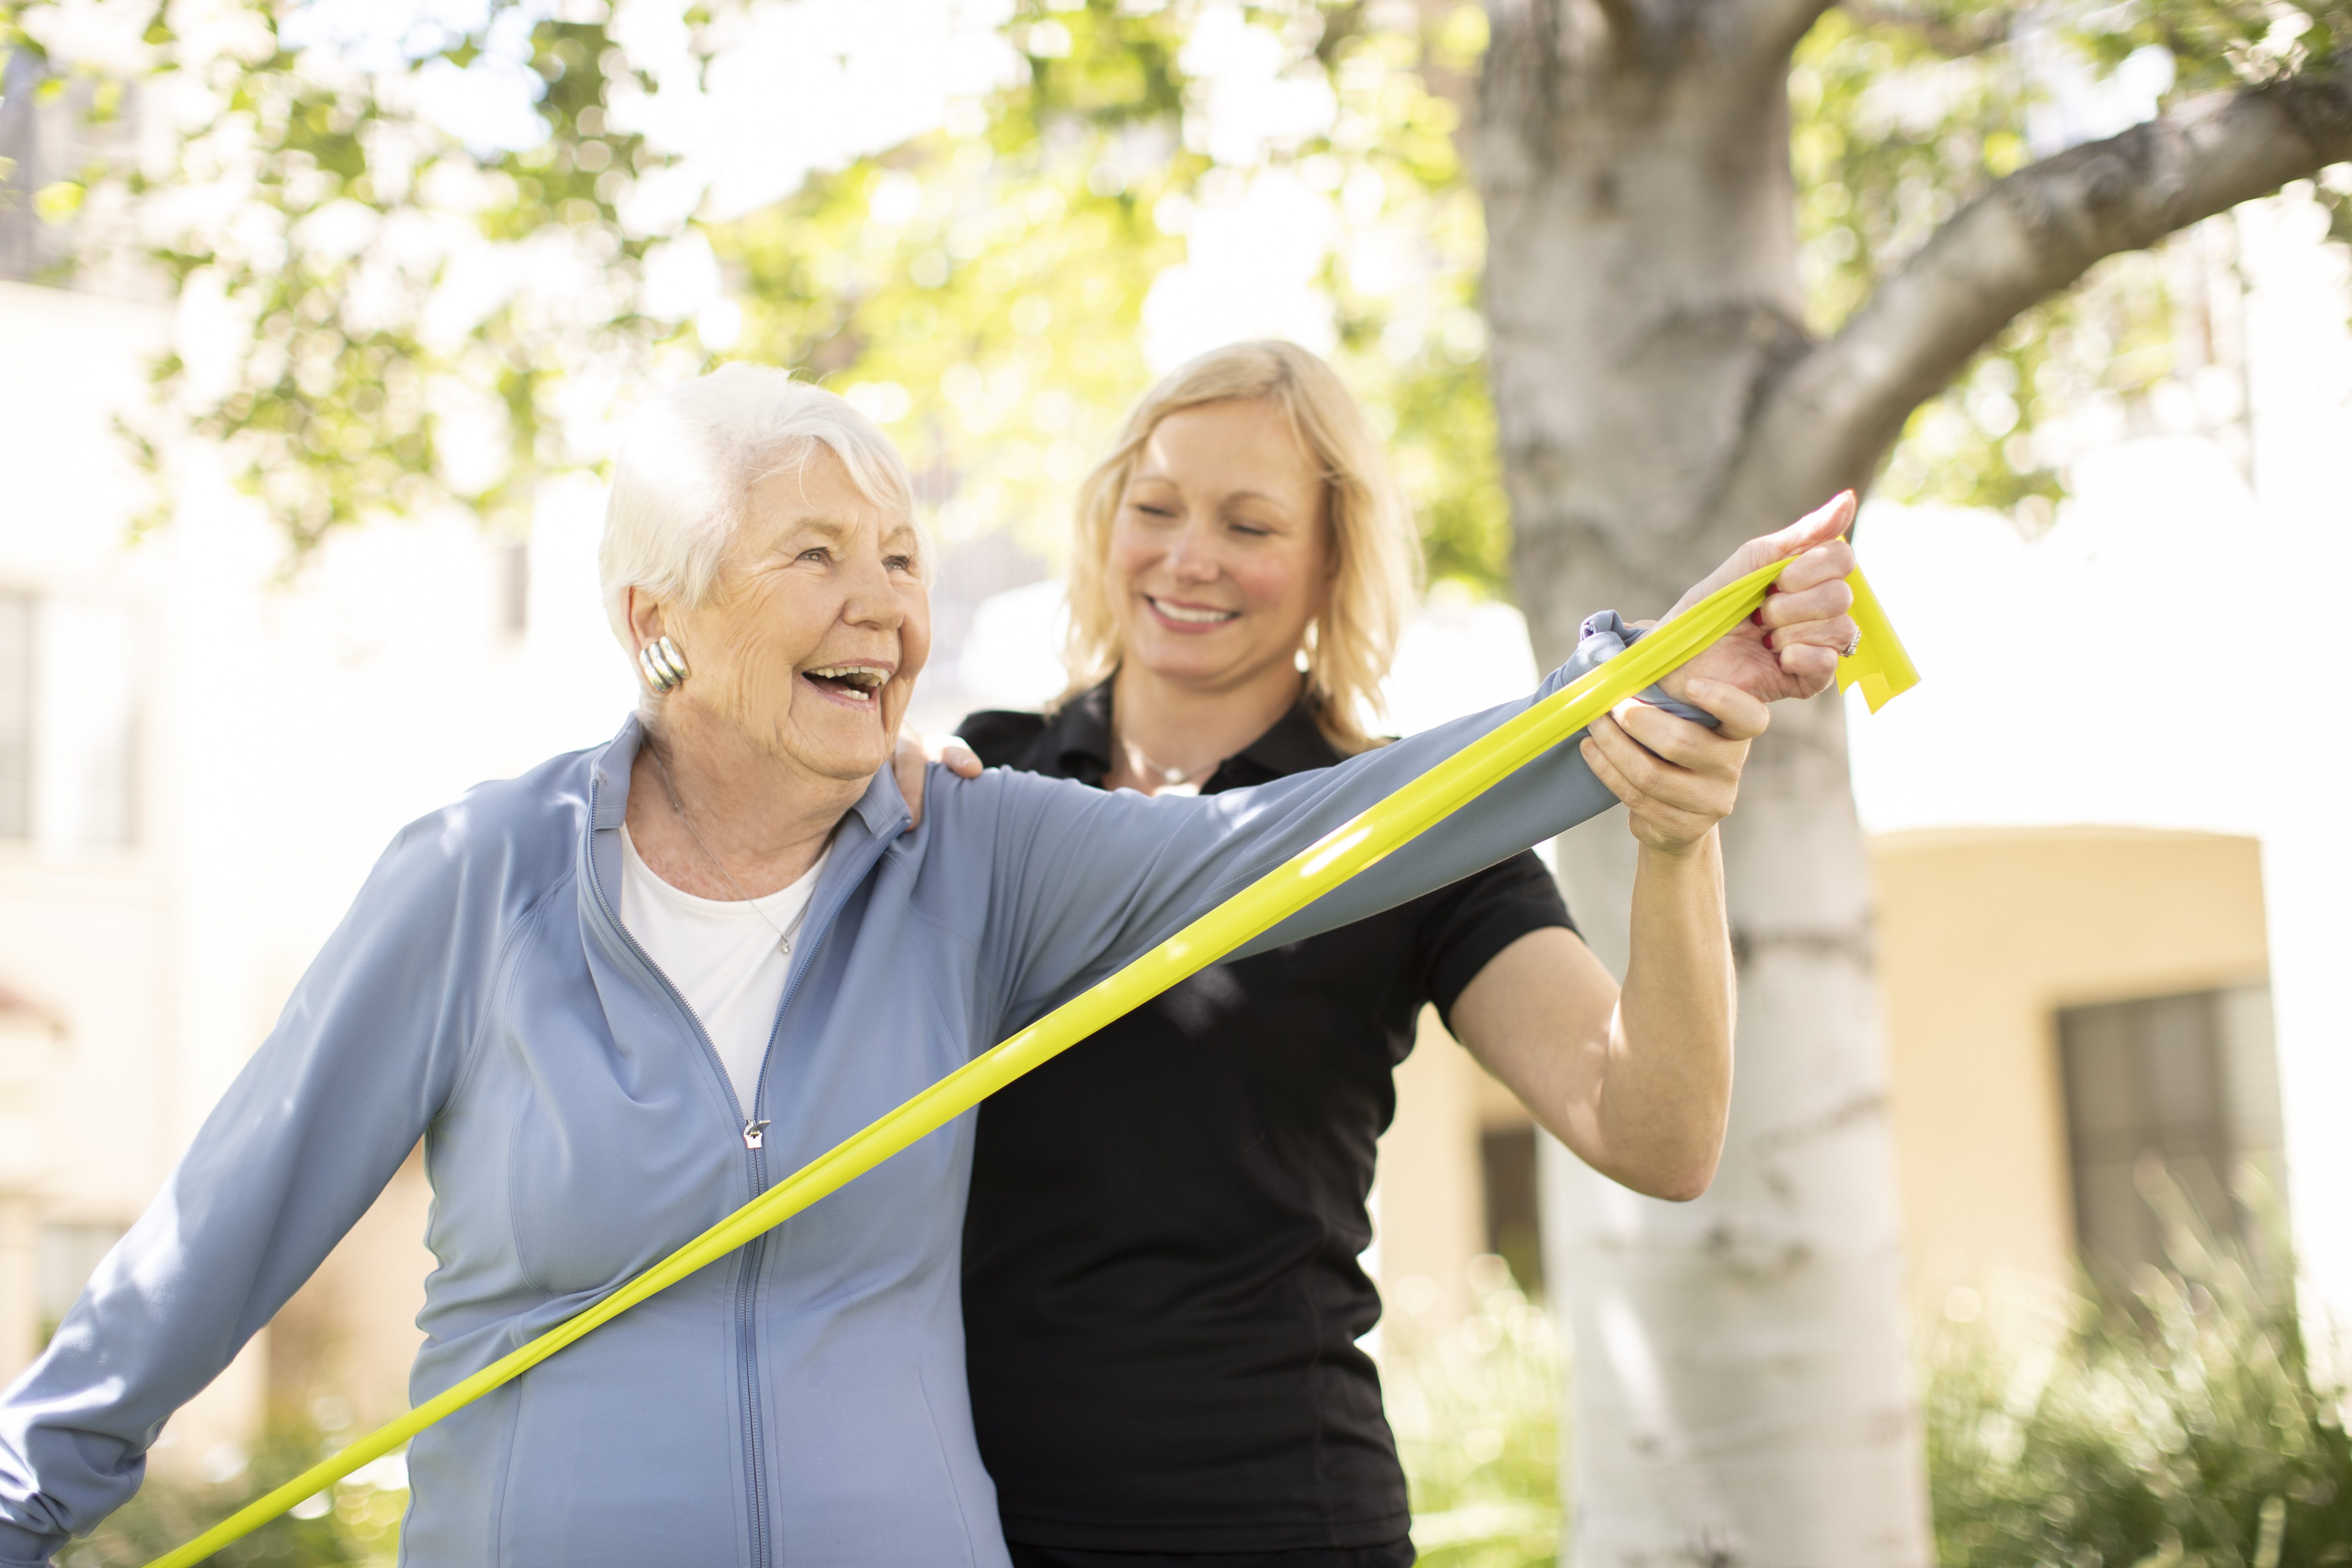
top-left (1833, 567), bottom-right (1920, 713)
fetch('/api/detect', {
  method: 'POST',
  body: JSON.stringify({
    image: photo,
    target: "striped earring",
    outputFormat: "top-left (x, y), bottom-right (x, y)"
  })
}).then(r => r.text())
top-left (637, 635), bottom-right (690, 693)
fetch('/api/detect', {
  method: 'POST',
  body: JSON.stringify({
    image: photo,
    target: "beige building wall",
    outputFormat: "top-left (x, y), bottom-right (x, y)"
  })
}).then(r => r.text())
top-left (1374, 826), bottom-right (2274, 1332)
top-left (1377, 1012), bottom-right (1489, 1323)
top-left (1872, 827), bottom-right (2269, 1305)
top-left (1375, 1009), bottom-right (1537, 1323)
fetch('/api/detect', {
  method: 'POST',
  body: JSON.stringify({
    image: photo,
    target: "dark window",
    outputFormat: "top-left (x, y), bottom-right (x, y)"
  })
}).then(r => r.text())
top-left (2058, 985), bottom-right (2284, 1286)
top-left (0, 590), bottom-right (31, 839)
top-left (1479, 1124), bottom-right (1544, 1297)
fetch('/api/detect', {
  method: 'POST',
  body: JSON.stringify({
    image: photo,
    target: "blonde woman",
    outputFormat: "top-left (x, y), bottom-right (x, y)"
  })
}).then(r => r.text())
top-left (909, 342), bottom-right (1859, 1567)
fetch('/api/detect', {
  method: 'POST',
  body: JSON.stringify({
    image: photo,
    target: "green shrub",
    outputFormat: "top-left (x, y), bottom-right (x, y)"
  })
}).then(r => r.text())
top-left (58, 1426), bottom-right (403, 1568)
top-left (1384, 1256), bottom-right (1565, 1568)
top-left (1384, 1204), bottom-right (2351, 1568)
top-left (1926, 1181), bottom-right (2352, 1568)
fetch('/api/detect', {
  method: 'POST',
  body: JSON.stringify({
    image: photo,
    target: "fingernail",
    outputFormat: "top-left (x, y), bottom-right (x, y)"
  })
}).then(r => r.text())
top-left (1762, 630), bottom-right (1775, 650)
top-left (1750, 609), bottom-right (1765, 626)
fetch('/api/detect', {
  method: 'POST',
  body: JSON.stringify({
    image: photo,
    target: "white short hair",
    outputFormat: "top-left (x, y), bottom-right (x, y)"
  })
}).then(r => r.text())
top-left (600, 364), bottom-right (919, 643)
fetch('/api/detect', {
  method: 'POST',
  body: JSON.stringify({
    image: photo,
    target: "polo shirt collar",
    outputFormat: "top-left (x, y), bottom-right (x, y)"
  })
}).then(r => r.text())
top-left (1218, 697), bottom-right (1342, 785)
top-left (1041, 680), bottom-right (1116, 785)
top-left (1038, 677), bottom-right (1343, 790)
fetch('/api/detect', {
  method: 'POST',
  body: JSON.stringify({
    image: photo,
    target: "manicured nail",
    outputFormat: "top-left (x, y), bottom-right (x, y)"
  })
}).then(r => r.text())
top-left (1750, 609), bottom-right (1765, 626)
top-left (1762, 630), bottom-right (1776, 650)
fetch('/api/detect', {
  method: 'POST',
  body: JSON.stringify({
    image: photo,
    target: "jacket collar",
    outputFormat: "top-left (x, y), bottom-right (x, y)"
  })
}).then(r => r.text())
top-left (573, 713), bottom-right (912, 1121)
top-left (587, 713), bottom-right (913, 839)
top-left (1038, 678), bottom-right (1343, 791)
top-left (581, 714), bottom-right (911, 964)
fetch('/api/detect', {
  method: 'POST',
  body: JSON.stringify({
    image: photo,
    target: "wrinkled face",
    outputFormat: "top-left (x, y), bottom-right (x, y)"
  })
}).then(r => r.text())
top-left (665, 448), bottom-right (929, 783)
top-left (1106, 398), bottom-right (1330, 692)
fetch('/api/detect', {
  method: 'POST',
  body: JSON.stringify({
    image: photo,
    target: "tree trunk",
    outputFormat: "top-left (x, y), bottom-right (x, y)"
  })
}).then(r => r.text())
top-left (1470, 0), bottom-right (2352, 1552)
top-left (1475, 3), bottom-right (1932, 1561)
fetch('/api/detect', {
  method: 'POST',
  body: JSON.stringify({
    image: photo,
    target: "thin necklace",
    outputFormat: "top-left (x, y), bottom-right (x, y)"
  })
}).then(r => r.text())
top-left (1115, 731), bottom-right (1217, 790)
top-left (647, 746), bottom-right (815, 955)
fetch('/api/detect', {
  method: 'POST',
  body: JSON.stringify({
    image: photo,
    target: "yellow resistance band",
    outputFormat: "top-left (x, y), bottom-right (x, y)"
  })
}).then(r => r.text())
top-left (142, 554), bottom-right (1915, 1568)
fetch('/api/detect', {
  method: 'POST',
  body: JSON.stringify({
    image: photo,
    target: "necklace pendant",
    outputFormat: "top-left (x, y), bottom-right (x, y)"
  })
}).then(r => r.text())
top-left (779, 936), bottom-right (792, 955)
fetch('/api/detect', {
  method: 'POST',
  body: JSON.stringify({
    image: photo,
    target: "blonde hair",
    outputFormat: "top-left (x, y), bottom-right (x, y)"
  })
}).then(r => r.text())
top-left (1059, 341), bottom-right (1421, 753)
top-left (599, 364), bottom-right (920, 644)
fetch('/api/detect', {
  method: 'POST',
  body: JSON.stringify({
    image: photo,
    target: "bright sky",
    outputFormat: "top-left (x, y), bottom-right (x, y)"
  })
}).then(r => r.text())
top-left (1846, 450), bottom-right (2264, 838)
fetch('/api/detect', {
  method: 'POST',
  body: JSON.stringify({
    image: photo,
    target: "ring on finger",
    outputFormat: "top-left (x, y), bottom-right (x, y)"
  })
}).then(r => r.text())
top-left (1842, 631), bottom-right (1861, 658)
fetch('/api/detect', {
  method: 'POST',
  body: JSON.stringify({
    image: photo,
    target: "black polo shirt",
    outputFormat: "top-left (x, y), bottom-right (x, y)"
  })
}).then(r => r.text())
top-left (957, 682), bottom-right (1574, 1558)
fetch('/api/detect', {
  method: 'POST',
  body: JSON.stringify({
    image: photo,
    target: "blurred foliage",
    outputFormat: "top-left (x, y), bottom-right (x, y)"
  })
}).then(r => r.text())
top-left (1, 0), bottom-right (2345, 571)
top-left (2075, 0), bottom-right (2352, 91)
top-left (1384, 1191), bottom-right (2352, 1568)
top-left (116, 5), bottom-right (685, 548)
top-left (707, 0), bottom-right (1514, 579)
top-left (0, 0), bottom-right (1521, 589)
top-left (1789, 5), bottom-right (2061, 515)
top-left (1787, 0), bottom-right (2343, 520)
top-left (56, 1424), bottom-right (403, 1568)
top-left (1385, 1256), bottom-right (1564, 1568)
top-left (1925, 1177), bottom-right (2352, 1568)
top-left (1318, 4), bottom-right (1511, 590)
top-left (701, 3), bottom-right (1191, 564)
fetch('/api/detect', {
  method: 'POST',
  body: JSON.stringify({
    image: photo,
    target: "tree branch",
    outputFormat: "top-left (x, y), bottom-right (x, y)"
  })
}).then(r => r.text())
top-left (1736, 0), bottom-right (1842, 67)
top-left (1747, 61), bottom-right (2352, 506)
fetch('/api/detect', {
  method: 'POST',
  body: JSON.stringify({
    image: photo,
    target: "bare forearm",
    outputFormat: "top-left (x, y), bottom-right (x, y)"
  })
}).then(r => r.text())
top-left (1449, 838), bottom-right (1735, 1201)
top-left (1451, 510), bottom-right (1844, 1198)
top-left (1604, 833), bottom-right (1736, 1197)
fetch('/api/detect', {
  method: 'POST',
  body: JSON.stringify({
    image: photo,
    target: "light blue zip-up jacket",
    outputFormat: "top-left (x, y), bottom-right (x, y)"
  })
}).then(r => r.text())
top-left (0, 622), bottom-right (1651, 1568)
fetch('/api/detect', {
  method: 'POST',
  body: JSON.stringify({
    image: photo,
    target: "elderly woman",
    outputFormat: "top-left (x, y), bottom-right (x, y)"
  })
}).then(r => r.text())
top-left (0, 364), bottom-right (1855, 1568)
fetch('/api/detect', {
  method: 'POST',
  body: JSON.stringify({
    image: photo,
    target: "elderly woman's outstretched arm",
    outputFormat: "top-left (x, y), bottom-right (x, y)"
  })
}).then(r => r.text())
top-left (945, 610), bottom-right (1651, 1035)
top-left (916, 500), bottom-right (1859, 1041)
top-left (0, 802), bottom-right (516, 1564)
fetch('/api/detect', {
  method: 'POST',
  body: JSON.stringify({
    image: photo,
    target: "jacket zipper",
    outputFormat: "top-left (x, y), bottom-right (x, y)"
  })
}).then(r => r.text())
top-left (732, 854), bottom-right (870, 1568)
top-left (583, 772), bottom-right (898, 1568)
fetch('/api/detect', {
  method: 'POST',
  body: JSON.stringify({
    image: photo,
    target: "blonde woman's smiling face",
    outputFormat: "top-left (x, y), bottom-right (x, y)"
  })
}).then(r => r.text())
top-left (1106, 398), bottom-right (1330, 694)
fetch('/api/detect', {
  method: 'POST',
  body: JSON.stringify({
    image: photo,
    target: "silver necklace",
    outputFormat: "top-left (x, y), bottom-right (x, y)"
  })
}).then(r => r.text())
top-left (1114, 729), bottom-right (1217, 789)
top-left (647, 747), bottom-right (815, 955)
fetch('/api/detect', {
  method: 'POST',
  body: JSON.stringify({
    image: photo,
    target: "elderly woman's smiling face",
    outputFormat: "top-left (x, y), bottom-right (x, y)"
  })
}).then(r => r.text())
top-left (660, 447), bottom-right (929, 783)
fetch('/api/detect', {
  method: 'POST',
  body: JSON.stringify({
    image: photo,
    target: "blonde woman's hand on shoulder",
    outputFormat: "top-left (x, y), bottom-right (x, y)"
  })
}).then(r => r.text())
top-left (893, 725), bottom-right (983, 833)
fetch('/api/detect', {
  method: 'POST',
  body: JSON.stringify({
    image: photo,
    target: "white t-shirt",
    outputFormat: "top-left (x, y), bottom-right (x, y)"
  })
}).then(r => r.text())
top-left (619, 826), bottom-right (829, 1113)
